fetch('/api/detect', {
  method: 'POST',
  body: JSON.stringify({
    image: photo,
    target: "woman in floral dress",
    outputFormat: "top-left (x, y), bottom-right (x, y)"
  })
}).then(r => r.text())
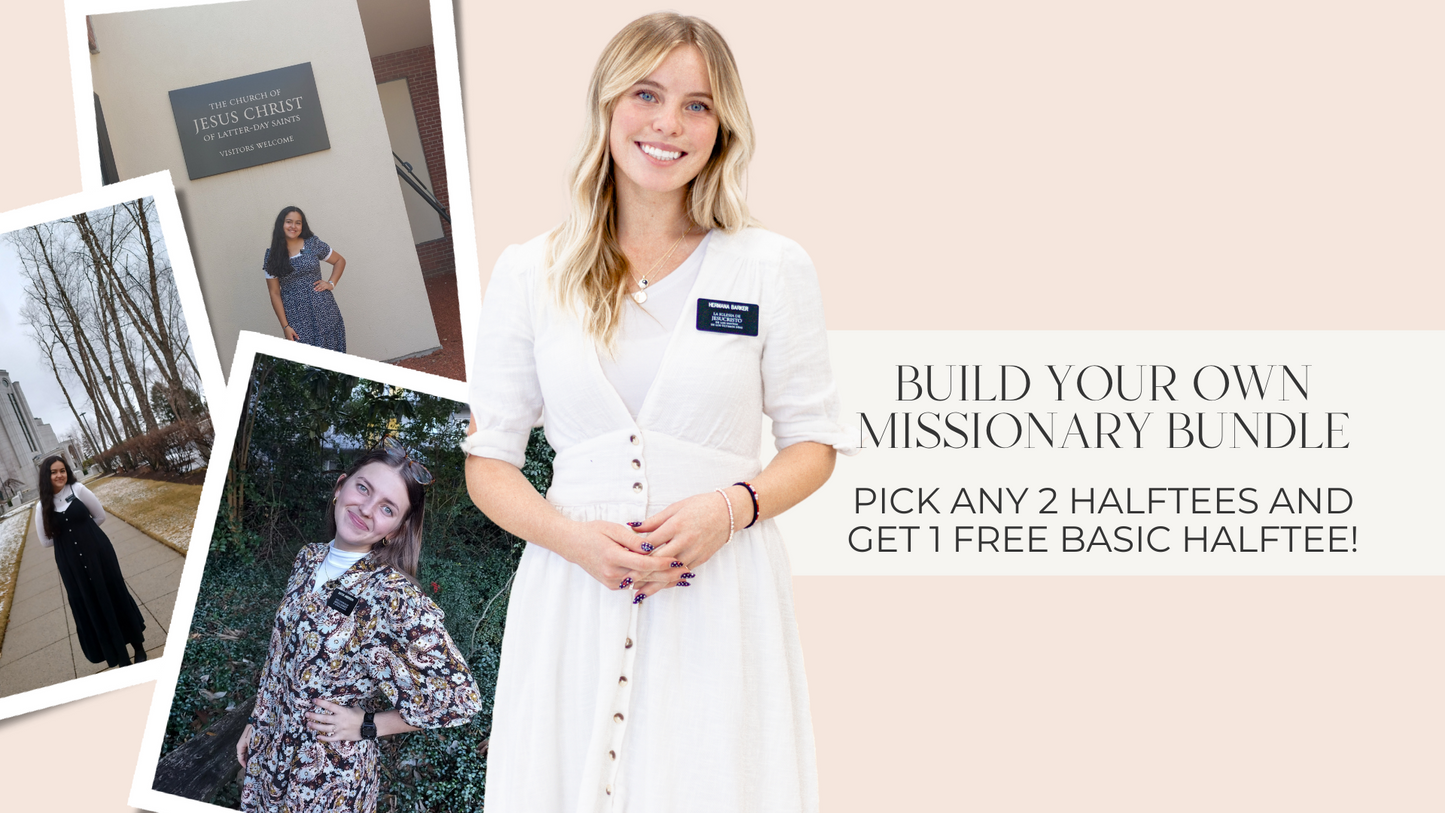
top-left (236, 442), bottom-right (481, 813)
top-left (263, 205), bottom-right (347, 352)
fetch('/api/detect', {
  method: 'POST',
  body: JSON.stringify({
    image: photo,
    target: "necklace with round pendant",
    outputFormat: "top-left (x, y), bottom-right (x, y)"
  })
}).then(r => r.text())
top-left (629, 222), bottom-right (693, 305)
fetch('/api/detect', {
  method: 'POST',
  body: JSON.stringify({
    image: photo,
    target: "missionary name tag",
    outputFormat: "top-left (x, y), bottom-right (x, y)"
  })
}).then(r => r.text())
top-left (696, 299), bottom-right (759, 336)
top-left (327, 586), bottom-right (359, 615)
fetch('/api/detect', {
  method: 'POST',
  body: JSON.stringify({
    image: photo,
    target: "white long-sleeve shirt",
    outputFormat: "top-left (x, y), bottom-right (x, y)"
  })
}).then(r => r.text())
top-left (34, 481), bottom-right (106, 547)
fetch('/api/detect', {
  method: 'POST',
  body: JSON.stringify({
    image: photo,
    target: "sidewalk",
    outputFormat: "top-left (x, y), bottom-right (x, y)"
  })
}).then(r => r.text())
top-left (0, 508), bottom-right (180, 697)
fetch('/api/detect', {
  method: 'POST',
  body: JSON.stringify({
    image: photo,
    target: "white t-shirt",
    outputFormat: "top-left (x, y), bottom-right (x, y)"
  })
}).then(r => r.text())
top-left (597, 231), bottom-right (713, 417)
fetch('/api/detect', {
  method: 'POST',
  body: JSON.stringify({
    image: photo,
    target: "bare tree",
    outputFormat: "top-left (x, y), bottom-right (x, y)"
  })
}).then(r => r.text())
top-left (8, 198), bottom-right (209, 473)
top-left (13, 222), bottom-right (128, 448)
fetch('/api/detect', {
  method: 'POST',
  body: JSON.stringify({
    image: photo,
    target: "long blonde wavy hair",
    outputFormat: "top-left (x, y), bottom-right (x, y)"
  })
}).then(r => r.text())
top-left (547, 12), bottom-right (757, 348)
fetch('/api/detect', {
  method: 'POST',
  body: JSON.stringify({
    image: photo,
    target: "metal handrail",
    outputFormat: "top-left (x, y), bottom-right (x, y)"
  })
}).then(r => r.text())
top-left (393, 151), bottom-right (450, 224)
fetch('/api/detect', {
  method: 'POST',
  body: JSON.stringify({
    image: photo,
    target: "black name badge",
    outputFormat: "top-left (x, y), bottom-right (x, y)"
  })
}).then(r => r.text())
top-left (327, 586), bottom-right (359, 615)
top-left (696, 299), bottom-right (760, 336)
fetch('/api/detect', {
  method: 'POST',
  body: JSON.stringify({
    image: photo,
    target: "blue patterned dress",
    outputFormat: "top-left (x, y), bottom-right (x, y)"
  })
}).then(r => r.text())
top-left (264, 234), bottom-right (347, 353)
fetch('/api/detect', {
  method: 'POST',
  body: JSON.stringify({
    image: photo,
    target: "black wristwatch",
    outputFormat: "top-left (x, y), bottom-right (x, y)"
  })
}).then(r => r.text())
top-left (360, 711), bottom-right (377, 740)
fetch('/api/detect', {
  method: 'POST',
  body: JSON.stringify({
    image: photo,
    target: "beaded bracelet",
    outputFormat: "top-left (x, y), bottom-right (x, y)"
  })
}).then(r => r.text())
top-left (713, 487), bottom-right (735, 544)
top-left (734, 481), bottom-right (760, 528)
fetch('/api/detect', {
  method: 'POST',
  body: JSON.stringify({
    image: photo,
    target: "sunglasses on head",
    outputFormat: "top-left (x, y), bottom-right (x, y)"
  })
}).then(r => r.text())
top-left (369, 434), bottom-right (434, 486)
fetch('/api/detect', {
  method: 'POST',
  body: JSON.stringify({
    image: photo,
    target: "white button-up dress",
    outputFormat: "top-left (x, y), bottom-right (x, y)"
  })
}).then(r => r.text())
top-left (467, 227), bottom-right (851, 813)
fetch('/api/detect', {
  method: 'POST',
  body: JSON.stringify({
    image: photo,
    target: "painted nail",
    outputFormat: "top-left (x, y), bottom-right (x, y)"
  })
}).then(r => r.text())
top-left (627, 521), bottom-right (642, 527)
top-left (681, 572), bottom-right (696, 579)
top-left (640, 542), bottom-right (654, 552)
top-left (670, 561), bottom-right (685, 568)
top-left (676, 580), bottom-right (691, 587)
top-left (619, 577), bottom-right (633, 589)
top-left (632, 593), bottom-right (647, 604)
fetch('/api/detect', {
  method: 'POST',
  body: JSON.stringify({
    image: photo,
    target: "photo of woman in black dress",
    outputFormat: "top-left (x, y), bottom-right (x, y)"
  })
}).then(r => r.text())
top-left (263, 206), bottom-right (348, 353)
top-left (32, 455), bottom-right (147, 668)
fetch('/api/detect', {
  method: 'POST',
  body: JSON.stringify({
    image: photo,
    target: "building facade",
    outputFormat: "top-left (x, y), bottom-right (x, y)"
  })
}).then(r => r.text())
top-left (88, 0), bottom-right (444, 374)
top-left (0, 370), bottom-right (75, 504)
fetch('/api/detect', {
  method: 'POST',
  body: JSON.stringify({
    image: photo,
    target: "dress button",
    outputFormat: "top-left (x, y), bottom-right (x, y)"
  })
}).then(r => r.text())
top-left (624, 638), bottom-right (633, 649)
top-left (606, 785), bottom-right (613, 795)
top-left (618, 675), bottom-right (627, 685)
top-left (614, 713), bottom-right (624, 723)
top-left (630, 459), bottom-right (641, 470)
top-left (629, 434), bottom-right (640, 445)
top-left (609, 750), bottom-right (616, 760)
top-left (632, 482), bottom-right (643, 493)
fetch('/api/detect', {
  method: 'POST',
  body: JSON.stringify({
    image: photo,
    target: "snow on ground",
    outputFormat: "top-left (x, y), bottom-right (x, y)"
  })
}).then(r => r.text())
top-left (90, 476), bottom-right (202, 554)
top-left (0, 510), bottom-right (29, 628)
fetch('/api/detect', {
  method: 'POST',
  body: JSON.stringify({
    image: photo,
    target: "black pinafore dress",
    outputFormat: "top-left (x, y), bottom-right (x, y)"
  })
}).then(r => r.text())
top-left (51, 493), bottom-right (146, 667)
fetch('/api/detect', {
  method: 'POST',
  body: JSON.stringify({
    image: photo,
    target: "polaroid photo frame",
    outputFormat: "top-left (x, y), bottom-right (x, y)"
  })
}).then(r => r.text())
top-left (0, 169), bottom-right (226, 720)
top-left (129, 329), bottom-right (467, 813)
top-left (63, 0), bottom-right (481, 379)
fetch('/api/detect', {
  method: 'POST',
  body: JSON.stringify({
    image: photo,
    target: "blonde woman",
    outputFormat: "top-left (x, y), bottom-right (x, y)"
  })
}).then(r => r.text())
top-left (465, 13), bottom-right (851, 811)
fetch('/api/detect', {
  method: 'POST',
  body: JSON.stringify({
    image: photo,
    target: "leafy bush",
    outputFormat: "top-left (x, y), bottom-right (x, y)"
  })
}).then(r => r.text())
top-left (96, 413), bottom-right (213, 473)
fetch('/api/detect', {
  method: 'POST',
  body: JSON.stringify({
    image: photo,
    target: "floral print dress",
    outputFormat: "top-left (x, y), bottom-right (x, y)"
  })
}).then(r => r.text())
top-left (263, 234), bottom-right (347, 353)
top-left (241, 544), bottom-right (481, 813)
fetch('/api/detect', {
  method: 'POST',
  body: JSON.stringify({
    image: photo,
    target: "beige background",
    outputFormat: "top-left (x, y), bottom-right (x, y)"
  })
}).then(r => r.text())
top-left (4, 1), bottom-right (1444, 811)
top-left (777, 330), bottom-right (1445, 577)
top-left (87, 0), bottom-right (439, 373)
top-left (464, 2), bottom-right (1445, 330)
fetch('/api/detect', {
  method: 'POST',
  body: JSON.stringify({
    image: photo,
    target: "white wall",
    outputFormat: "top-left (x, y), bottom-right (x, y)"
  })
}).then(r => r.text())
top-left (377, 78), bottom-right (446, 245)
top-left (89, 0), bottom-right (439, 374)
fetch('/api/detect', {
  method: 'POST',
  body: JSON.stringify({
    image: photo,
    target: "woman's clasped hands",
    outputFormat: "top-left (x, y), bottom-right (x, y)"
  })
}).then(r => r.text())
top-left (568, 487), bottom-right (743, 601)
top-left (562, 520), bottom-right (672, 599)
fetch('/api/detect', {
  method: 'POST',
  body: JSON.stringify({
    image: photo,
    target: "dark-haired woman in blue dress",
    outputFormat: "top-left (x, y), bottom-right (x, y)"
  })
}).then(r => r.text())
top-left (263, 206), bottom-right (347, 353)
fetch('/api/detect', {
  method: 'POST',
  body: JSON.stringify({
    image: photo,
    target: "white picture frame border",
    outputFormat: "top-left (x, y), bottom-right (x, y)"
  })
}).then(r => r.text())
top-left (0, 169), bottom-right (227, 720)
top-left (63, 0), bottom-right (481, 381)
top-left (127, 330), bottom-right (466, 813)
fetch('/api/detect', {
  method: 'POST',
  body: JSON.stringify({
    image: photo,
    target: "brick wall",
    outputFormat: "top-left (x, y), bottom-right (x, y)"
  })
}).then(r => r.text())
top-left (414, 236), bottom-right (454, 277)
top-left (373, 45), bottom-right (454, 277)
